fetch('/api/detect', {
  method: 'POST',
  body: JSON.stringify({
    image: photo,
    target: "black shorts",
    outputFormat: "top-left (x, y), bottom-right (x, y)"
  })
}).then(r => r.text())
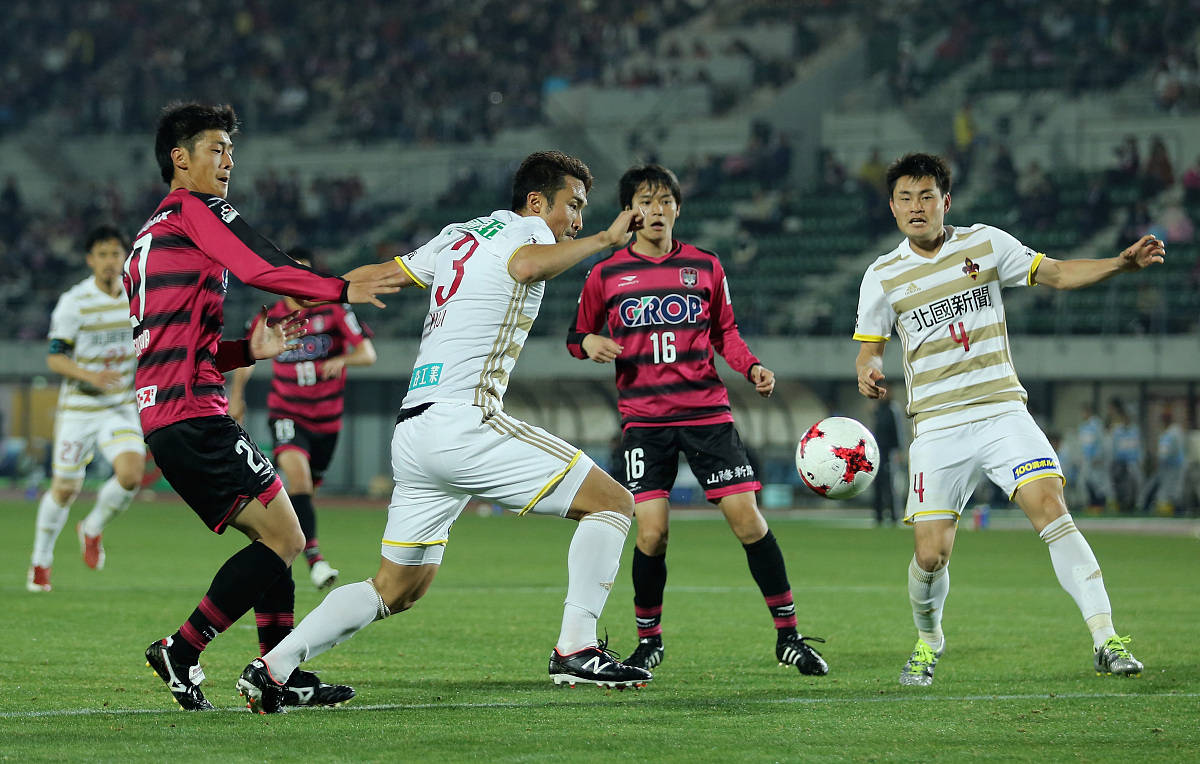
top-left (269, 418), bottom-right (339, 486)
top-left (147, 415), bottom-right (282, 534)
top-left (619, 422), bottom-right (760, 503)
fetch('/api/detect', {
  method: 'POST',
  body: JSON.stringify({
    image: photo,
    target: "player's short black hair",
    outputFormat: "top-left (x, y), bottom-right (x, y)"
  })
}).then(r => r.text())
top-left (155, 102), bottom-right (239, 184)
top-left (886, 153), bottom-right (952, 197)
top-left (510, 151), bottom-right (593, 212)
top-left (618, 164), bottom-right (682, 210)
top-left (84, 224), bottom-right (127, 253)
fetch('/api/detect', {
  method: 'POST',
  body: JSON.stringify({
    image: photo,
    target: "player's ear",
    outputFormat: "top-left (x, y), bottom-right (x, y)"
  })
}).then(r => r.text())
top-left (526, 190), bottom-right (543, 214)
top-left (171, 146), bottom-right (188, 172)
top-left (943, 192), bottom-right (951, 214)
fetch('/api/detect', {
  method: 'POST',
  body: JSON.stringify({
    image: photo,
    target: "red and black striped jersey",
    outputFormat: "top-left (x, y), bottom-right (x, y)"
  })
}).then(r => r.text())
top-left (124, 188), bottom-right (349, 436)
top-left (567, 240), bottom-right (760, 429)
top-left (251, 301), bottom-right (373, 433)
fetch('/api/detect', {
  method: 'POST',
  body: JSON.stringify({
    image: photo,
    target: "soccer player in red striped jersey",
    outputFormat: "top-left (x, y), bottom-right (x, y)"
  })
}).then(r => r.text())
top-left (229, 249), bottom-right (377, 591)
top-left (129, 102), bottom-right (403, 711)
top-left (567, 164), bottom-right (829, 676)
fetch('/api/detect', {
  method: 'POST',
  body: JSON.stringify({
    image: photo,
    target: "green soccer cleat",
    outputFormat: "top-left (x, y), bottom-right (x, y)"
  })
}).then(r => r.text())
top-left (1094, 635), bottom-right (1143, 676)
top-left (899, 638), bottom-right (944, 687)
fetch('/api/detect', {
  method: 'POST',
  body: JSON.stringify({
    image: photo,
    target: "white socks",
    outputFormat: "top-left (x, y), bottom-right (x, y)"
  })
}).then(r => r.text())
top-left (262, 579), bottom-right (390, 682)
top-left (80, 477), bottom-right (136, 537)
top-left (908, 556), bottom-right (949, 652)
top-left (556, 511), bottom-right (631, 654)
top-left (31, 493), bottom-right (70, 567)
top-left (1039, 514), bottom-right (1116, 648)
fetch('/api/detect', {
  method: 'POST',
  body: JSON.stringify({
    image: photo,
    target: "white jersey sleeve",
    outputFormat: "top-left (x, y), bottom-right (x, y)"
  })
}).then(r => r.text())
top-left (852, 263), bottom-right (896, 342)
top-left (991, 227), bottom-right (1044, 288)
top-left (48, 290), bottom-right (84, 346)
top-left (396, 226), bottom-right (457, 289)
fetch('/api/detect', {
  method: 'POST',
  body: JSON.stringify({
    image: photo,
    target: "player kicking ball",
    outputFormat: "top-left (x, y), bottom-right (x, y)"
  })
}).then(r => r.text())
top-left (853, 153), bottom-right (1154, 686)
top-left (236, 151), bottom-right (651, 713)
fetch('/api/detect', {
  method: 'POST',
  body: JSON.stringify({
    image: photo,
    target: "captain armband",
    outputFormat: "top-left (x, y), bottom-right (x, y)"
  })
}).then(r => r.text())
top-left (48, 338), bottom-right (73, 356)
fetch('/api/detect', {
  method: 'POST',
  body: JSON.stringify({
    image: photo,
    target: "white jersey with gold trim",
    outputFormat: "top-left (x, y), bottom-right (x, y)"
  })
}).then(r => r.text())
top-left (853, 224), bottom-right (1046, 436)
top-left (48, 277), bottom-right (137, 413)
top-left (396, 210), bottom-right (555, 415)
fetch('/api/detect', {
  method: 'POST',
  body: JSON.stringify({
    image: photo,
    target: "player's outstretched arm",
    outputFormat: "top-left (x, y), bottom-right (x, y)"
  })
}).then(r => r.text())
top-left (1034, 234), bottom-right (1165, 290)
top-left (856, 341), bottom-right (887, 399)
top-left (509, 210), bottom-right (642, 284)
top-left (320, 337), bottom-right (377, 379)
top-left (249, 306), bottom-right (307, 360)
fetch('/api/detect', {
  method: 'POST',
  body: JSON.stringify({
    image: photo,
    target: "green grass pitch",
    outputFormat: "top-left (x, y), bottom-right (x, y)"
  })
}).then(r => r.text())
top-left (2, 496), bottom-right (1197, 762)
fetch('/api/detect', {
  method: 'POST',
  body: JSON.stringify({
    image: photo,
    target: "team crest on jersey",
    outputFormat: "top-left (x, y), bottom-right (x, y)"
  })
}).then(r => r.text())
top-left (206, 197), bottom-right (240, 224)
top-left (310, 315), bottom-right (325, 333)
top-left (679, 267), bottom-right (698, 288)
top-left (962, 257), bottom-right (980, 280)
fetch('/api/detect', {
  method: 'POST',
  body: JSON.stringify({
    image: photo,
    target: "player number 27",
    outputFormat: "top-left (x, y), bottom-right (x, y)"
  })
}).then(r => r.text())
top-left (650, 331), bottom-right (676, 364)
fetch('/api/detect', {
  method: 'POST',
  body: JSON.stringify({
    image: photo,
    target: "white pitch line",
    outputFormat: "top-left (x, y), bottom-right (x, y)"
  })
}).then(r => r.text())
top-left (2, 692), bottom-right (1196, 720)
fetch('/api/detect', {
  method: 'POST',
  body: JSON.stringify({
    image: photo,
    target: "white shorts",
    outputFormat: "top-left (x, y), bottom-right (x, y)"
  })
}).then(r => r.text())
top-left (905, 409), bottom-right (1062, 524)
top-left (381, 403), bottom-right (594, 566)
top-left (52, 404), bottom-right (145, 480)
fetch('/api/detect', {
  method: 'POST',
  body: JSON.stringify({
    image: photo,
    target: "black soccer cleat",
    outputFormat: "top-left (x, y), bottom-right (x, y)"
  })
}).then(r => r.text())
top-left (145, 637), bottom-right (215, 711)
top-left (549, 640), bottom-right (652, 689)
top-left (282, 668), bottom-right (356, 707)
top-left (236, 658), bottom-right (287, 714)
top-left (776, 633), bottom-right (830, 676)
top-left (626, 636), bottom-right (664, 670)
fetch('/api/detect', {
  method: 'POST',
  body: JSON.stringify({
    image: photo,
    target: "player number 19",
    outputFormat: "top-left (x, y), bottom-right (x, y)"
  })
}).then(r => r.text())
top-left (650, 331), bottom-right (676, 364)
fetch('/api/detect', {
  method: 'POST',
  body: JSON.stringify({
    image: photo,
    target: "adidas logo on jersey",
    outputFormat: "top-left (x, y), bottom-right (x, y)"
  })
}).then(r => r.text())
top-left (905, 283), bottom-right (920, 295)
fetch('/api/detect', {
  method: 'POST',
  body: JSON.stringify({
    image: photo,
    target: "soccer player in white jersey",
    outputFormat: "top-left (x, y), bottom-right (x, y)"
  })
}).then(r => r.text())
top-left (853, 153), bottom-right (1163, 686)
top-left (236, 151), bottom-right (650, 712)
top-left (27, 225), bottom-right (145, 591)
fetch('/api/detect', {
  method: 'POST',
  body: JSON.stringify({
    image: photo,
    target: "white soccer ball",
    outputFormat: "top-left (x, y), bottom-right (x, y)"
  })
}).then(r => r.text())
top-left (795, 416), bottom-right (880, 500)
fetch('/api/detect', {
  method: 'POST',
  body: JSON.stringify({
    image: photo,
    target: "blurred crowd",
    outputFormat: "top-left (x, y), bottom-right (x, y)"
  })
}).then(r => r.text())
top-left (1063, 399), bottom-right (1195, 517)
top-left (0, 0), bottom-right (806, 143)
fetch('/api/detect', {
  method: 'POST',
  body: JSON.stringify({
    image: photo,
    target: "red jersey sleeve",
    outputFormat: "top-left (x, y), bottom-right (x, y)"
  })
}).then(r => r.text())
top-left (567, 263), bottom-right (608, 359)
top-left (709, 261), bottom-right (760, 378)
top-left (214, 339), bottom-right (254, 371)
top-left (334, 304), bottom-right (373, 348)
top-left (180, 193), bottom-right (349, 303)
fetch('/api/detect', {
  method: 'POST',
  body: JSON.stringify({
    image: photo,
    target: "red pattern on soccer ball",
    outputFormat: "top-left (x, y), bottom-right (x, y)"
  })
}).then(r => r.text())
top-left (833, 439), bottom-right (875, 485)
top-left (798, 423), bottom-right (824, 459)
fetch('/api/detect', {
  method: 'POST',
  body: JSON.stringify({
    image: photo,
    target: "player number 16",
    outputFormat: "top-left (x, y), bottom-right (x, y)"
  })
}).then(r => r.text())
top-left (650, 331), bottom-right (676, 364)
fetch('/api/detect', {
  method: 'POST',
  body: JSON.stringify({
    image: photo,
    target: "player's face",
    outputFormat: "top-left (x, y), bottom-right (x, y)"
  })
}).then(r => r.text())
top-left (628, 182), bottom-right (678, 245)
top-left (86, 237), bottom-right (126, 290)
top-left (889, 175), bottom-right (950, 247)
top-left (174, 129), bottom-right (234, 198)
top-left (540, 176), bottom-right (588, 242)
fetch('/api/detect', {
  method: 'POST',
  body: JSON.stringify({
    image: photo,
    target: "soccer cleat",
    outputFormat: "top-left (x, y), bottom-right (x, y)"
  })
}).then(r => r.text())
top-left (899, 637), bottom-right (945, 687)
top-left (145, 638), bottom-right (215, 711)
top-left (236, 658), bottom-right (287, 714)
top-left (777, 633), bottom-right (830, 676)
top-left (26, 565), bottom-right (52, 593)
top-left (77, 523), bottom-right (105, 570)
top-left (282, 668), bottom-right (356, 707)
top-left (310, 559), bottom-right (339, 590)
top-left (549, 640), bottom-right (652, 689)
top-left (1094, 635), bottom-right (1143, 676)
top-left (626, 636), bottom-right (664, 670)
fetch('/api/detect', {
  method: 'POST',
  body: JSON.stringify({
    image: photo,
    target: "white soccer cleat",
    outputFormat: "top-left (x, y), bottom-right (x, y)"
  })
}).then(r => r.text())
top-left (310, 560), bottom-right (339, 590)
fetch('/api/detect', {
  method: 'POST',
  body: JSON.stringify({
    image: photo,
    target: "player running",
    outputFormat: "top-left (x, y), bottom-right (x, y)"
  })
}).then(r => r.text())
top-left (27, 225), bottom-right (144, 592)
top-left (229, 248), bottom-right (377, 591)
top-left (853, 152), bottom-right (1157, 686)
top-left (236, 151), bottom-right (651, 713)
top-left (130, 102), bottom-right (403, 711)
top-left (566, 163), bottom-right (829, 676)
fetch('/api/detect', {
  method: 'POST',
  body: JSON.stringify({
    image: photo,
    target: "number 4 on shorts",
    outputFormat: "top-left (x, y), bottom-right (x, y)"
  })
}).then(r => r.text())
top-left (913, 471), bottom-right (925, 502)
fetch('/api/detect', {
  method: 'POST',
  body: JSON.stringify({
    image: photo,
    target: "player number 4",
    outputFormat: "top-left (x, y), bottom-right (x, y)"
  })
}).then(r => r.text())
top-left (913, 471), bottom-right (925, 503)
top-left (949, 321), bottom-right (970, 352)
